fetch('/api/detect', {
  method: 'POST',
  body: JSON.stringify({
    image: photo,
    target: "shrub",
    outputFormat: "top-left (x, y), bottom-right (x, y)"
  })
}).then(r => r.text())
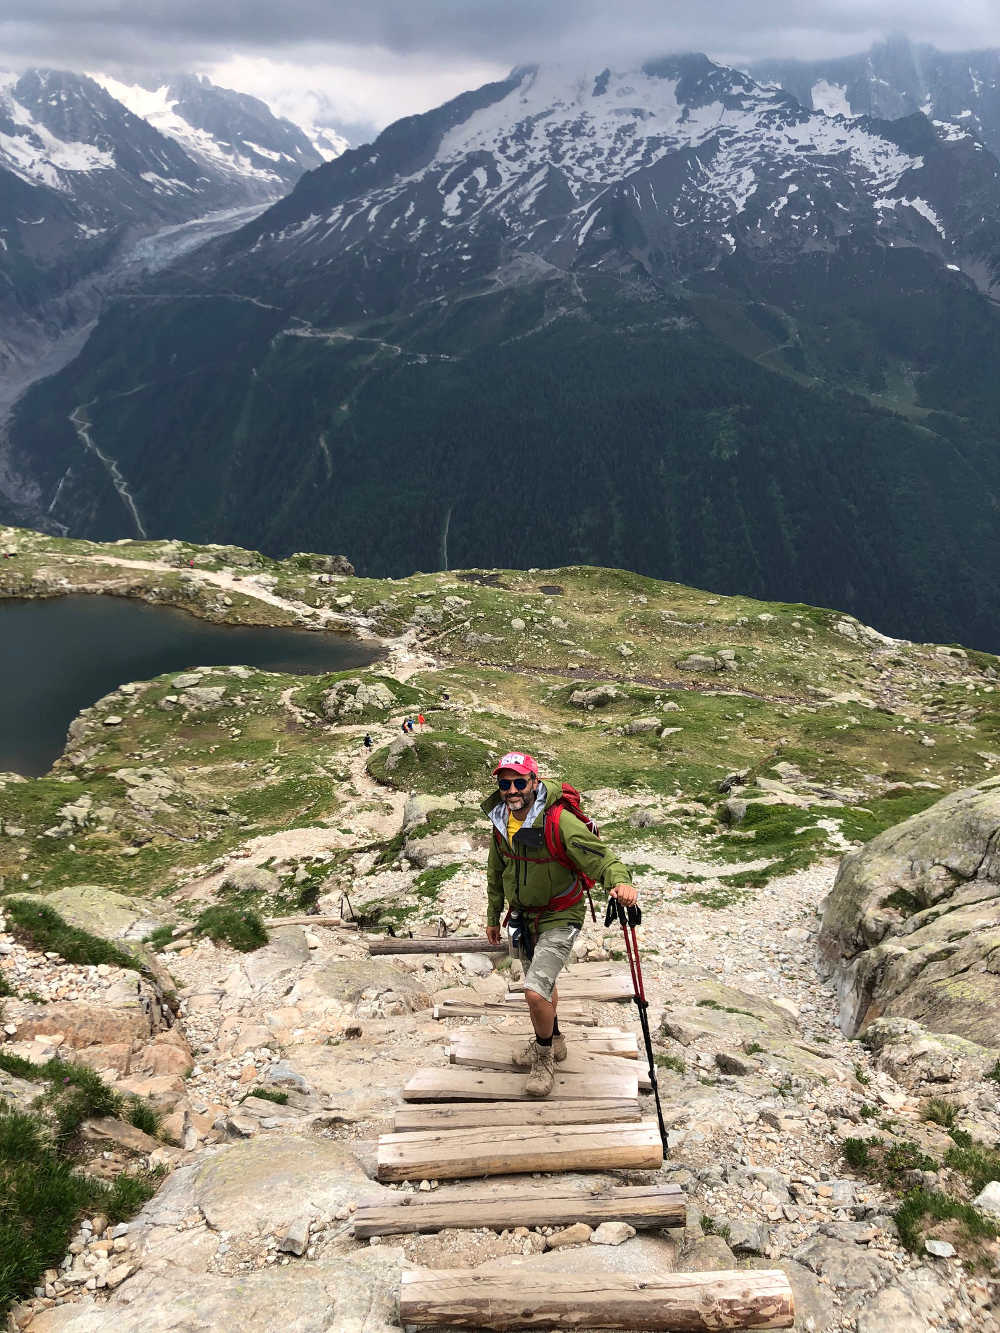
top-left (4, 900), bottom-right (138, 972)
top-left (240, 1088), bottom-right (288, 1106)
top-left (843, 1137), bottom-right (872, 1169)
top-left (654, 1053), bottom-right (685, 1075)
top-left (192, 906), bottom-right (267, 953)
top-left (895, 1187), bottom-right (1000, 1254)
top-left (944, 1139), bottom-right (1000, 1196)
top-left (922, 1098), bottom-right (957, 1128)
top-left (124, 1097), bottom-right (161, 1138)
top-left (144, 924), bottom-right (175, 951)
top-left (0, 1104), bottom-right (160, 1315)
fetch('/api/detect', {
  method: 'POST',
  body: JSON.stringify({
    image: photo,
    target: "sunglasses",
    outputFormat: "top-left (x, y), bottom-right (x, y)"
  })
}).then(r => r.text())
top-left (497, 776), bottom-right (532, 791)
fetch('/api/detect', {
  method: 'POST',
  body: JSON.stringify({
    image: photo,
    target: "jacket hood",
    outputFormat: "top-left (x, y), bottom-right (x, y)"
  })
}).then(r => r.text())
top-left (483, 779), bottom-right (551, 838)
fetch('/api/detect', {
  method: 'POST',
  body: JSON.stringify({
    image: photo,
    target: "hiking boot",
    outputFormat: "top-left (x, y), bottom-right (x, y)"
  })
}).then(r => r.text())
top-left (513, 1034), bottom-right (567, 1068)
top-left (525, 1045), bottom-right (556, 1098)
top-left (512, 1037), bottom-right (538, 1070)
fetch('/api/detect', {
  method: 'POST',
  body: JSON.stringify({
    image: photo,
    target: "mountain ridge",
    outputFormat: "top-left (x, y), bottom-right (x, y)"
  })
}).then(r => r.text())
top-left (7, 48), bottom-right (1000, 651)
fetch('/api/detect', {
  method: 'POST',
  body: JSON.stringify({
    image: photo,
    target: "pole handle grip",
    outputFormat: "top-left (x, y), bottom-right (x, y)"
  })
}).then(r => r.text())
top-left (603, 899), bottom-right (642, 928)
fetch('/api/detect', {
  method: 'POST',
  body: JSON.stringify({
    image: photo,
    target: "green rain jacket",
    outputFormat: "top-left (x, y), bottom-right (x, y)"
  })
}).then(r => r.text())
top-left (483, 779), bottom-right (630, 935)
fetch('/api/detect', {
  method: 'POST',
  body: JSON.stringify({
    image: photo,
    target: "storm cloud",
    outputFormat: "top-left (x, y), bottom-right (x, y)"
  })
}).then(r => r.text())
top-left (2, 1), bottom-right (999, 133)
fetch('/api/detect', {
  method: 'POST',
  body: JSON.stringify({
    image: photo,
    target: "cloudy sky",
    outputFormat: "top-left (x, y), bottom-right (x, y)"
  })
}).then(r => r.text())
top-left (3, 1), bottom-right (999, 141)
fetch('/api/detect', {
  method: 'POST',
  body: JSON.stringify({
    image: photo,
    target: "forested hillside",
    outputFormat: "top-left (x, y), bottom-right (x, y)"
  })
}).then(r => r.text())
top-left (8, 54), bottom-right (1000, 650)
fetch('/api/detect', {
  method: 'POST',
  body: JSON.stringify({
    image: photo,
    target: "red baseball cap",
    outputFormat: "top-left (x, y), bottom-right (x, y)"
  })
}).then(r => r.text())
top-left (493, 751), bottom-right (539, 777)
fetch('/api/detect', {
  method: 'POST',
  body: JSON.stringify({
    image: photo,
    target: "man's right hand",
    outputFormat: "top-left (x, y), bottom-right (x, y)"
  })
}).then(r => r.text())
top-left (486, 925), bottom-right (502, 945)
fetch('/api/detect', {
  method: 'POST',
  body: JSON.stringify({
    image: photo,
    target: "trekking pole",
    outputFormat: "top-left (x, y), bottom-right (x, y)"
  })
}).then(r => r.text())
top-left (605, 897), bottom-right (669, 1159)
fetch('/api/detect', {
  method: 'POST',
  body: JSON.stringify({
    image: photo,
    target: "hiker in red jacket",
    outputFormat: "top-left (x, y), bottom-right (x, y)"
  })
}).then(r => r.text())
top-left (483, 751), bottom-right (636, 1097)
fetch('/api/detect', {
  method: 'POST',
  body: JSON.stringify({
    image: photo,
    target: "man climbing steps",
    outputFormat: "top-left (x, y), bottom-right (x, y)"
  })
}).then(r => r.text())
top-left (483, 751), bottom-right (637, 1097)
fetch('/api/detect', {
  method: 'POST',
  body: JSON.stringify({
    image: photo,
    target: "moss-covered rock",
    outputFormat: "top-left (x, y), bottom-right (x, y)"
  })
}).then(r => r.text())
top-left (818, 784), bottom-right (1000, 1045)
top-left (367, 731), bottom-right (492, 794)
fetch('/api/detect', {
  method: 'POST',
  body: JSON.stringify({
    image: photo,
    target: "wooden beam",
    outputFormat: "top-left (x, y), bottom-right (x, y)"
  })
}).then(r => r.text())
top-left (399, 1268), bottom-right (796, 1330)
top-left (402, 1065), bottom-right (639, 1103)
top-left (433, 1002), bottom-right (597, 1025)
top-left (448, 1037), bottom-right (650, 1091)
top-left (506, 978), bottom-right (634, 1002)
top-left (393, 1099), bottom-right (641, 1132)
top-left (354, 1181), bottom-right (684, 1237)
top-left (377, 1120), bottom-right (662, 1182)
top-left (450, 1030), bottom-right (638, 1059)
top-left (263, 915), bottom-right (357, 928)
top-left (368, 937), bottom-right (507, 955)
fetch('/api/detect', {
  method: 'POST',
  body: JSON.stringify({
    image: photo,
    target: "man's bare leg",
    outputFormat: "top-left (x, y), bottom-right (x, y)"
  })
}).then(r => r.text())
top-left (525, 983), bottom-right (557, 1038)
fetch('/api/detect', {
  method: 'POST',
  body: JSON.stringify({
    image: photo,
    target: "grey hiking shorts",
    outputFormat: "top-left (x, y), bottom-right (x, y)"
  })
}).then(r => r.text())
top-left (521, 924), bottom-right (579, 1002)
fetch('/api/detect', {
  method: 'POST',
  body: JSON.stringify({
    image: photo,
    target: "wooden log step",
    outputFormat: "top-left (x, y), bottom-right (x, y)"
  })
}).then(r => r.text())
top-left (506, 977), bottom-right (634, 1002)
top-left (393, 1099), bottom-right (641, 1133)
top-left (354, 1181), bottom-right (685, 1238)
top-left (399, 1267), bottom-right (796, 1330)
top-left (402, 1065), bottom-right (639, 1104)
top-left (433, 1001), bottom-right (596, 1025)
top-left (369, 936), bottom-right (508, 956)
top-left (376, 1120), bottom-right (662, 1183)
top-left (449, 1036), bottom-right (651, 1091)
top-left (450, 1029), bottom-right (637, 1059)
top-left (564, 960), bottom-right (625, 976)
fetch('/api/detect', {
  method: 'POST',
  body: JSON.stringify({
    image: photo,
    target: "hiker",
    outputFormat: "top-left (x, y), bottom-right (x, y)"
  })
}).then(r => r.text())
top-left (417, 713), bottom-right (426, 730)
top-left (363, 733), bottom-right (373, 751)
top-left (400, 720), bottom-right (409, 735)
top-left (483, 751), bottom-right (637, 1098)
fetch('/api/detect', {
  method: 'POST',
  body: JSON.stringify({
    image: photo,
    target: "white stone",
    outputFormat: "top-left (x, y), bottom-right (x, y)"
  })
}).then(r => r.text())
top-left (972, 1181), bottom-right (1000, 1217)
top-left (924, 1239), bottom-right (955, 1258)
top-left (590, 1221), bottom-right (635, 1245)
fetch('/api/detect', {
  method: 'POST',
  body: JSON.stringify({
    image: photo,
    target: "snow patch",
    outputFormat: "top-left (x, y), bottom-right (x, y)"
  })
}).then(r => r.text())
top-left (811, 80), bottom-right (854, 119)
top-left (90, 72), bottom-right (284, 184)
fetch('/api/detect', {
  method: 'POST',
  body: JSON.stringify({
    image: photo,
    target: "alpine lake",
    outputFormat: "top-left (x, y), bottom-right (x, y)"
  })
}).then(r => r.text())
top-left (0, 594), bottom-right (381, 777)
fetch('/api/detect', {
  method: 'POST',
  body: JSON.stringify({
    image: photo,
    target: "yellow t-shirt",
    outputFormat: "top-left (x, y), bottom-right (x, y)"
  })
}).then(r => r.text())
top-left (507, 811), bottom-right (525, 842)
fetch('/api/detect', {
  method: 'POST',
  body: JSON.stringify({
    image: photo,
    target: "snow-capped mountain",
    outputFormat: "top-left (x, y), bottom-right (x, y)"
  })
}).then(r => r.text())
top-left (191, 53), bottom-right (1000, 322)
top-left (0, 65), bottom-right (335, 388)
top-left (753, 36), bottom-right (1000, 160)
top-left (91, 72), bottom-right (327, 195)
top-left (11, 51), bottom-right (1000, 653)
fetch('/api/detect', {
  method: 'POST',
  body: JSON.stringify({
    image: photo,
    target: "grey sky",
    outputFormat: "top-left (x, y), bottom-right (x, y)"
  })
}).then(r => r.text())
top-left (3, 2), bottom-right (999, 137)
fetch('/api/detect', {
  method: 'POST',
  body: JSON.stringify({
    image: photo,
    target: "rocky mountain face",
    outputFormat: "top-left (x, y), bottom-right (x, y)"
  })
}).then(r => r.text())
top-left (89, 72), bottom-right (330, 196)
top-left (754, 36), bottom-right (1000, 160)
top-left (184, 53), bottom-right (1000, 313)
top-left (0, 68), bottom-right (330, 398)
top-left (8, 54), bottom-right (1000, 650)
top-left (1, 527), bottom-right (998, 1326)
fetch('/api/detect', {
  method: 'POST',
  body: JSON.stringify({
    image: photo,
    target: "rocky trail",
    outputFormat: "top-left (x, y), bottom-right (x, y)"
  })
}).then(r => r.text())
top-left (4, 805), bottom-right (998, 1330)
top-left (2, 534), bottom-right (1000, 1329)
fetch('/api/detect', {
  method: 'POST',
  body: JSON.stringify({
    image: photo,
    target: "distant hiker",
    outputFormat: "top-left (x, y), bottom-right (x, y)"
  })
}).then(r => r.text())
top-left (407, 718), bottom-right (416, 733)
top-left (484, 751), bottom-right (636, 1098)
top-left (441, 691), bottom-right (450, 701)
top-left (417, 714), bottom-right (426, 730)
top-left (363, 733), bottom-right (373, 750)
top-left (400, 720), bottom-right (409, 735)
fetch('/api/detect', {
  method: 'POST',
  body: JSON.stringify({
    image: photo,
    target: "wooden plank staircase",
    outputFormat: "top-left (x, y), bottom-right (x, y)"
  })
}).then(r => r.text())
top-left (364, 953), bottom-right (795, 1329)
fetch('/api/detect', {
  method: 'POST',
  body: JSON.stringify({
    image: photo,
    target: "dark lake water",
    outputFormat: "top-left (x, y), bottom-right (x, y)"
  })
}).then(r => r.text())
top-left (0, 595), bottom-right (381, 777)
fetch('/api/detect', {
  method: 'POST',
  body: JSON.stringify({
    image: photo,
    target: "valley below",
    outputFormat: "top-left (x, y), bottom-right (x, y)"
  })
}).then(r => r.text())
top-left (0, 525), bottom-right (998, 1331)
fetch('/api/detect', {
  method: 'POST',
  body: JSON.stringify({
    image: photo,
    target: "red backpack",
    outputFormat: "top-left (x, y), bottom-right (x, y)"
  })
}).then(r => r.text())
top-left (494, 783), bottom-right (599, 921)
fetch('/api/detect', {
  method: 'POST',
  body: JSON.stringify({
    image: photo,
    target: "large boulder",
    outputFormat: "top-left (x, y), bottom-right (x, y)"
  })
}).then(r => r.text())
top-left (321, 677), bottom-right (396, 721)
top-left (568, 685), bottom-right (618, 708)
top-left (11, 885), bottom-right (174, 942)
top-left (817, 783), bottom-right (1000, 1046)
top-left (289, 551), bottom-right (355, 576)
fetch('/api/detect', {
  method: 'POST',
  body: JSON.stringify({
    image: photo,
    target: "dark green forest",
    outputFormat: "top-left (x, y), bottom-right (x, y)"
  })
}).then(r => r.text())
top-left (12, 253), bottom-right (1000, 650)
